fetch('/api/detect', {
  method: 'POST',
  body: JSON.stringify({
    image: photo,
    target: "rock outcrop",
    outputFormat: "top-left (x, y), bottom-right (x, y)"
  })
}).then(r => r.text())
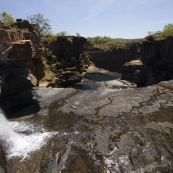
top-left (141, 36), bottom-right (173, 66)
top-left (122, 36), bottom-right (173, 85)
top-left (0, 40), bottom-right (44, 97)
top-left (0, 143), bottom-right (6, 173)
top-left (3, 80), bottom-right (173, 172)
top-left (42, 36), bottom-right (87, 87)
top-left (0, 20), bottom-right (45, 115)
top-left (87, 43), bottom-right (141, 73)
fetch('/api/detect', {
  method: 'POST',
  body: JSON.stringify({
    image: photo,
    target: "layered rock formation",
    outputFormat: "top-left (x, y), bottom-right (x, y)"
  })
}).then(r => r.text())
top-left (122, 36), bottom-right (173, 86)
top-left (87, 43), bottom-right (141, 73)
top-left (0, 20), bottom-right (44, 114)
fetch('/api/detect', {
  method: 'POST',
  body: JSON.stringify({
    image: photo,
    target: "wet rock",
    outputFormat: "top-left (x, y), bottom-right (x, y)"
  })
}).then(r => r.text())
top-left (0, 143), bottom-right (7, 173)
top-left (2, 81), bottom-right (173, 172)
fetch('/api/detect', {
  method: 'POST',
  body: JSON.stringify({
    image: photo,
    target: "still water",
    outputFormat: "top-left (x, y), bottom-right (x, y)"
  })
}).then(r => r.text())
top-left (71, 73), bottom-right (120, 90)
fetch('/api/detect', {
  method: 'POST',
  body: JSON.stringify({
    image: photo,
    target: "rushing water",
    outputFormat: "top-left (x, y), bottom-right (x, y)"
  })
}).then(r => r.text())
top-left (0, 109), bottom-right (55, 159)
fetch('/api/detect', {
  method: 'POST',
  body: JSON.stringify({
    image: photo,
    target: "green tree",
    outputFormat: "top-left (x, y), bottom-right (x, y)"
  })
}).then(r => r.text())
top-left (27, 13), bottom-right (51, 44)
top-left (163, 23), bottom-right (173, 36)
top-left (0, 11), bottom-right (15, 24)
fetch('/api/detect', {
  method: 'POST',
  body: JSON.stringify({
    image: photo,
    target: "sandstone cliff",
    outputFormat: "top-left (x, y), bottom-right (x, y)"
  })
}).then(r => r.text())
top-left (41, 36), bottom-right (87, 87)
top-left (86, 43), bottom-right (141, 73)
top-left (122, 36), bottom-right (173, 86)
top-left (0, 20), bottom-right (45, 97)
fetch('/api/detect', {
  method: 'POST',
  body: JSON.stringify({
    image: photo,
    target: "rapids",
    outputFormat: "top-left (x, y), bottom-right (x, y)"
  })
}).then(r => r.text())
top-left (0, 109), bottom-right (55, 159)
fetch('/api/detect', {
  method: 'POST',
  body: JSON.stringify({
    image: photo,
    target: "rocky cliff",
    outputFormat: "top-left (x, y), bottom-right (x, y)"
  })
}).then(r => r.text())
top-left (86, 43), bottom-right (141, 73)
top-left (0, 20), bottom-right (44, 98)
top-left (41, 36), bottom-right (87, 87)
top-left (122, 36), bottom-right (173, 86)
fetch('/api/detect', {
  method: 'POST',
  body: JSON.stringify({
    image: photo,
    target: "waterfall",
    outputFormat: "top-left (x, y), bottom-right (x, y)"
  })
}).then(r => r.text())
top-left (0, 109), bottom-right (55, 159)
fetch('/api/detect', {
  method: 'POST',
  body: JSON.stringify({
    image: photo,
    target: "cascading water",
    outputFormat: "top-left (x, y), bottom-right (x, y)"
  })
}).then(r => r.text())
top-left (0, 109), bottom-right (55, 159)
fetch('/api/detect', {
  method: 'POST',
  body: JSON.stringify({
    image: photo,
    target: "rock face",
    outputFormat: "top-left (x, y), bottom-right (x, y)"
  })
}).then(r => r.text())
top-left (0, 143), bottom-right (6, 173)
top-left (0, 20), bottom-right (45, 118)
top-left (49, 36), bottom-right (87, 59)
top-left (0, 21), bottom-right (45, 98)
top-left (141, 36), bottom-right (173, 66)
top-left (42, 36), bottom-right (87, 87)
top-left (2, 81), bottom-right (173, 173)
top-left (0, 40), bottom-right (44, 97)
top-left (122, 36), bottom-right (173, 85)
top-left (87, 43), bottom-right (141, 73)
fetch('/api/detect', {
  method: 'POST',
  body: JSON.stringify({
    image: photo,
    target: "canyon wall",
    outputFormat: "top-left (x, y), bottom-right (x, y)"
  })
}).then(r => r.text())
top-left (0, 20), bottom-right (44, 97)
top-left (122, 36), bottom-right (173, 86)
top-left (87, 43), bottom-right (141, 73)
top-left (42, 36), bottom-right (87, 87)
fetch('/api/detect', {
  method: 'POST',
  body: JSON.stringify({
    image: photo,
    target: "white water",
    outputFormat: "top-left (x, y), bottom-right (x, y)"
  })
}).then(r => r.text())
top-left (0, 109), bottom-right (55, 159)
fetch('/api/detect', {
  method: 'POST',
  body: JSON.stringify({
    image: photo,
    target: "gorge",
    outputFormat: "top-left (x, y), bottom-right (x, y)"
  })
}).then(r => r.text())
top-left (0, 19), bottom-right (173, 173)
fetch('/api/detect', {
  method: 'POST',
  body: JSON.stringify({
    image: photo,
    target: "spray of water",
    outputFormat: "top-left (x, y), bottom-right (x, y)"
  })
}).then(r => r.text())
top-left (0, 109), bottom-right (55, 159)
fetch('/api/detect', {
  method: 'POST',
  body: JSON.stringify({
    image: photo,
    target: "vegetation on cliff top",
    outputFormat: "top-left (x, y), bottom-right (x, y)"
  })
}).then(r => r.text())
top-left (0, 11), bottom-right (15, 24)
top-left (148, 23), bottom-right (173, 40)
top-left (87, 36), bottom-right (141, 52)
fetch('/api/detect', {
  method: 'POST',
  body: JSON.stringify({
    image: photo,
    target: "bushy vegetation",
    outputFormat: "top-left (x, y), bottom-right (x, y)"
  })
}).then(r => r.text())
top-left (0, 11), bottom-right (15, 24)
top-left (42, 31), bottom-right (57, 44)
top-left (87, 36), bottom-right (141, 52)
top-left (148, 23), bottom-right (173, 40)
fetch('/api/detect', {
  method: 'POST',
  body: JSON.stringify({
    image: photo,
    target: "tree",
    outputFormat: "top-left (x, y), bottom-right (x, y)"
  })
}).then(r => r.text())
top-left (163, 23), bottom-right (173, 36)
top-left (0, 11), bottom-right (15, 24)
top-left (27, 13), bottom-right (51, 44)
top-left (76, 32), bottom-right (81, 37)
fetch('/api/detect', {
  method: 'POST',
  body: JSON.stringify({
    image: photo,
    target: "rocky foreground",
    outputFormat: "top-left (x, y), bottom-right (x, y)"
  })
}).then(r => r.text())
top-left (1, 80), bottom-right (173, 173)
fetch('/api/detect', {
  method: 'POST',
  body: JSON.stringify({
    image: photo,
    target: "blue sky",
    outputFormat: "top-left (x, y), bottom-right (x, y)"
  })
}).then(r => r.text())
top-left (0, 0), bottom-right (173, 38)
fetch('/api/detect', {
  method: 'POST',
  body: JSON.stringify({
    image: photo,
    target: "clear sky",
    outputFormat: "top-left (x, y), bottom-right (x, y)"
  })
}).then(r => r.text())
top-left (0, 0), bottom-right (173, 39)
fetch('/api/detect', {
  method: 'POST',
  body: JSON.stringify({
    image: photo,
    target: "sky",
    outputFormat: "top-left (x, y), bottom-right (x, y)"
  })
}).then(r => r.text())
top-left (0, 0), bottom-right (173, 39)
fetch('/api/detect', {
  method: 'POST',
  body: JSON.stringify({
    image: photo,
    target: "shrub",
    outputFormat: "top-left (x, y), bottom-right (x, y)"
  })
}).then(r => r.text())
top-left (42, 31), bottom-right (57, 44)
top-left (67, 37), bottom-right (73, 43)
top-left (87, 36), bottom-right (135, 52)
top-left (51, 63), bottom-right (57, 70)
top-left (149, 23), bottom-right (173, 40)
